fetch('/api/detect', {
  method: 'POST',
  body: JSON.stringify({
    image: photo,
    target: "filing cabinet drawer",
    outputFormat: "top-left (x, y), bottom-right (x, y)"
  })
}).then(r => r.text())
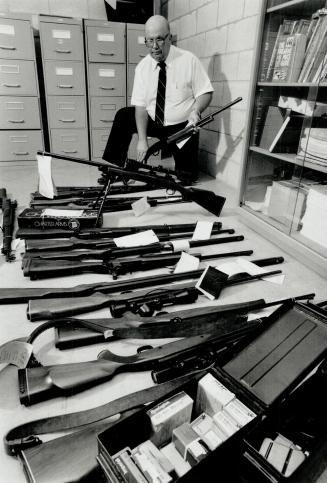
top-left (39, 22), bottom-right (83, 61)
top-left (0, 18), bottom-right (34, 60)
top-left (127, 64), bottom-right (136, 97)
top-left (91, 128), bottom-right (111, 159)
top-left (0, 130), bottom-right (43, 161)
top-left (88, 63), bottom-right (125, 96)
top-left (43, 61), bottom-right (85, 95)
top-left (0, 96), bottom-right (40, 129)
top-left (50, 129), bottom-right (89, 159)
top-left (86, 23), bottom-right (125, 63)
top-left (90, 96), bottom-right (125, 128)
top-left (0, 59), bottom-right (37, 95)
top-left (47, 96), bottom-right (87, 128)
top-left (127, 28), bottom-right (147, 63)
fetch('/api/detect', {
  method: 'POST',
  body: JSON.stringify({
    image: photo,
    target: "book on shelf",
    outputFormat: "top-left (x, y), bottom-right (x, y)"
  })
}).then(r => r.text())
top-left (312, 51), bottom-right (327, 82)
top-left (302, 14), bottom-right (327, 82)
top-left (278, 96), bottom-right (327, 116)
top-left (252, 89), bottom-right (275, 145)
top-left (259, 106), bottom-right (303, 153)
top-left (298, 9), bottom-right (327, 82)
top-left (272, 33), bottom-right (306, 82)
top-left (300, 185), bottom-right (327, 248)
top-left (267, 179), bottom-right (307, 229)
top-left (297, 126), bottom-right (327, 165)
top-left (265, 19), bottom-right (299, 81)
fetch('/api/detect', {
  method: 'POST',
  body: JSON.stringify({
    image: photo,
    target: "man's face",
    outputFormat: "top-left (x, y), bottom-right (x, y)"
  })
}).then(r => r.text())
top-left (145, 24), bottom-right (171, 62)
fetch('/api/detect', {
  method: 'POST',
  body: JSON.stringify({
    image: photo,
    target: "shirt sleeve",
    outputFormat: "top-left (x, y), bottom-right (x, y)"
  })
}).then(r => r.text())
top-left (131, 63), bottom-right (147, 107)
top-left (191, 55), bottom-right (214, 99)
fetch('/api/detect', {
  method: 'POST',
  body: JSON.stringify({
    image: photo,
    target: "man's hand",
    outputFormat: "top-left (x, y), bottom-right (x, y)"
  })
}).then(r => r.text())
top-left (136, 138), bottom-right (149, 162)
top-left (187, 110), bottom-right (201, 127)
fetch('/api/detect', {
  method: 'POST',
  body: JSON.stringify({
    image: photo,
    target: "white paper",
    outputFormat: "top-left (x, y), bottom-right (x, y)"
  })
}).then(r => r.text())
top-left (138, 35), bottom-right (145, 44)
top-left (97, 33), bottom-right (114, 42)
top-left (171, 240), bottom-right (190, 252)
top-left (42, 209), bottom-right (83, 218)
top-left (99, 68), bottom-right (115, 77)
top-left (52, 29), bottom-right (71, 39)
top-left (174, 252), bottom-right (200, 274)
top-left (218, 258), bottom-right (285, 285)
top-left (132, 197), bottom-right (151, 217)
top-left (0, 24), bottom-right (15, 35)
top-left (11, 237), bottom-right (24, 252)
top-left (192, 221), bottom-right (213, 241)
top-left (195, 265), bottom-right (216, 300)
top-left (37, 154), bottom-right (57, 199)
top-left (176, 136), bottom-right (191, 150)
top-left (113, 229), bottom-right (159, 248)
top-left (0, 340), bottom-right (33, 369)
top-left (55, 67), bottom-right (73, 76)
top-left (105, 0), bottom-right (117, 9)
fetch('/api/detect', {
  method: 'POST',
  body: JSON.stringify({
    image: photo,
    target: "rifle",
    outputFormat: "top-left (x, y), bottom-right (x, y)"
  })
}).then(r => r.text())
top-left (24, 227), bottom-right (233, 252)
top-left (23, 246), bottom-right (252, 279)
top-left (0, 188), bottom-right (17, 262)
top-left (23, 234), bottom-right (243, 262)
top-left (17, 221), bottom-right (223, 240)
top-left (18, 315), bottom-right (262, 406)
top-left (26, 257), bottom-right (284, 320)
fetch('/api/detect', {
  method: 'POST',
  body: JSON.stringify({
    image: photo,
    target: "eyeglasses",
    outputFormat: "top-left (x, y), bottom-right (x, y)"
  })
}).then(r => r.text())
top-left (144, 33), bottom-right (170, 47)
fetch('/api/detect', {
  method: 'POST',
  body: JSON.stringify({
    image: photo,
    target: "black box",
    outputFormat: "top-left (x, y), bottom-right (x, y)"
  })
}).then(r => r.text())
top-left (18, 208), bottom-right (102, 230)
top-left (97, 302), bottom-right (327, 482)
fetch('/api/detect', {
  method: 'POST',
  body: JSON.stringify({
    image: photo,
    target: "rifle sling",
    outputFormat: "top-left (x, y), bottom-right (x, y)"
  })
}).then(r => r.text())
top-left (5, 372), bottom-right (201, 456)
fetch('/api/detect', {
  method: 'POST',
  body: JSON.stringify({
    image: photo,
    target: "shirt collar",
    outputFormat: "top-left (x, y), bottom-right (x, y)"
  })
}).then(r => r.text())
top-left (149, 45), bottom-right (176, 71)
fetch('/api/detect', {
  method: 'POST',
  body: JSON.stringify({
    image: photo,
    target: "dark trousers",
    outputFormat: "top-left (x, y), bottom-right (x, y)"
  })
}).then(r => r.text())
top-left (102, 107), bottom-right (199, 179)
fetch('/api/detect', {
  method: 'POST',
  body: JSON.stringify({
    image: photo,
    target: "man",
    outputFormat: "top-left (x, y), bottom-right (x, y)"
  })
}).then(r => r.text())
top-left (102, 15), bottom-right (213, 182)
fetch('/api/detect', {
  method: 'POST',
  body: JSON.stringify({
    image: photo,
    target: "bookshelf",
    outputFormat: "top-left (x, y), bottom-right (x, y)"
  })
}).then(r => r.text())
top-left (240, 0), bottom-right (327, 277)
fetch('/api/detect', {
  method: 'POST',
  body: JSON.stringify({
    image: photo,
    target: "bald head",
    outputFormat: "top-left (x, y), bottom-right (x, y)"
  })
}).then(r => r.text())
top-left (144, 15), bottom-right (172, 62)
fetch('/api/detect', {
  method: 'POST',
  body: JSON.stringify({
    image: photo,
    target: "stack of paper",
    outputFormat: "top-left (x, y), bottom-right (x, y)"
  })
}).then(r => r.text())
top-left (300, 185), bottom-right (327, 248)
top-left (297, 127), bottom-right (327, 165)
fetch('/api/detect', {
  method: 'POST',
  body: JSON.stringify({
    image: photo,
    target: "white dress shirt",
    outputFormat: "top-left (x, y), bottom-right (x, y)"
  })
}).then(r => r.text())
top-left (131, 45), bottom-right (214, 126)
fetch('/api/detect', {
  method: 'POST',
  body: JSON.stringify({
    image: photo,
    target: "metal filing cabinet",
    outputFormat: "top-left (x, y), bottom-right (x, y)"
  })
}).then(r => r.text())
top-left (0, 13), bottom-right (43, 162)
top-left (39, 16), bottom-right (89, 159)
top-left (84, 20), bottom-right (126, 160)
top-left (126, 23), bottom-right (147, 104)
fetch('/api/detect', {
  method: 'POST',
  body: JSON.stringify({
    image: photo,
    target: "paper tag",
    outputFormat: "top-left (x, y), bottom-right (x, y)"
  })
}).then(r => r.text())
top-left (234, 258), bottom-right (285, 285)
top-left (99, 68), bottom-right (115, 77)
top-left (192, 221), bottom-right (213, 241)
top-left (0, 24), bottom-right (15, 35)
top-left (113, 229), bottom-right (159, 248)
top-left (37, 154), bottom-right (57, 199)
top-left (52, 29), bottom-right (71, 39)
top-left (42, 209), bottom-right (83, 218)
top-left (138, 35), bottom-right (145, 44)
top-left (132, 197), bottom-right (151, 217)
top-left (195, 265), bottom-right (228, 300)
top-left (173, 252), bottom-right (200, 274)
top-left (0, 340), bottom-right (33, 369)
top-left (55, 67), bottom-right (73, 76)
top-left (171, 240), bottom-right (190, 252)
top-left (97, 33), bottom-right (114, 42)
top-left (176, 136), bottom-right (191, 150)
top-left (11, 237), bottom-right (24, 252)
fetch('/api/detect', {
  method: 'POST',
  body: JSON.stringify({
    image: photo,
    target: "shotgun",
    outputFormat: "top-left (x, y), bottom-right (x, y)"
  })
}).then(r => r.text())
top-left (24, 227), bottom-right (233, 253)
top-left (23, 246), bottom-right (252, 279)
top-left (27, 257), bottom-right (284, 320)
top-left (16, 221), bottom-right (223, 240)
top-left (0, 188), bottom-right (17, 262)
top-left (23, 235), bottom-right (243, 262)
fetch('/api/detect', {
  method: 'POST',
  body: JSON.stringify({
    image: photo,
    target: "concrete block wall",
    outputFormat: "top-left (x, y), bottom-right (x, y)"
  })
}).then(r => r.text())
top-left (161, 0), bottom-right (262, 193)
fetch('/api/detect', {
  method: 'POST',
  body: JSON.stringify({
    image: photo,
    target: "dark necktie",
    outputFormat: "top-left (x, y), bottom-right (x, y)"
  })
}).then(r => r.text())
top-left (155, 61), bottom-right (166, 126)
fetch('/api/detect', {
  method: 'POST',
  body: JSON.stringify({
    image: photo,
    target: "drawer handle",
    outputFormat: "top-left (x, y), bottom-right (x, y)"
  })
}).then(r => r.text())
top-left (99, 52), bottom-right (114, 56)
top-left (13, 151), bottom-right (29, 155)
top-left (59, 119), bottom-right (76, 122)
top-left (55, 48), bottom-right (72, 53)
top-left (58, 84), bottom-right (73, 88)
top-left (9, 119), bottom-right (25, 123)
top-left (0, 45), bottom-right (16, 50)
top-left (139, 54), bottom-right (146, 57)
top-left (63, 149), bottom-right (77, 153)
top-left (100, 119), bottom-right (111, 122)
top-left (100, 86), bottom-right (115, 90)
top-left (2, 83), bottom-right (21, 88)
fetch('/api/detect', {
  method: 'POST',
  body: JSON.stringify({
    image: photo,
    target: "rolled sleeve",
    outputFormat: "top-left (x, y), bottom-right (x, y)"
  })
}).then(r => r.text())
top-left (131, 65), bottom-right (147, 107)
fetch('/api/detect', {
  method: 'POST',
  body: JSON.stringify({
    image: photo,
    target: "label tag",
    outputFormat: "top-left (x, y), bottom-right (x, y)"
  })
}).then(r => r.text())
top-left (174, 252), bottom-right (200, 274)
top-left (42, 209), bottom-right (83, 218)
top-left (171, 240), bottom-right (190, 252)
top-left (52, 29), bottom-right (71, 39)
top-left (37, 154), bottom-right (57, 199)
top-left (99, 68), bottom-right (115, 77)
top-left (138, 35), bottom-right (145, 44)
top-left (234, 258), bottom-right (285, 285)
top-left (0, 340), bottom-right (33, 369)
top-left (195, 265), bottom-right (228, 300)
top-left (113, 229), bottom-right (159, 248)
top-left (192, 221), bottom-right (213, 240)
top-left (0, 24), bottom-right (15, 35)
top-left (11, 237), bottom-right (24, 252)
top-left (97, 33), bottom-right (114, 42)
top-left (55, 67), bottom-right (73, 76)
top-left (132, 197), bottom-right (151, 217)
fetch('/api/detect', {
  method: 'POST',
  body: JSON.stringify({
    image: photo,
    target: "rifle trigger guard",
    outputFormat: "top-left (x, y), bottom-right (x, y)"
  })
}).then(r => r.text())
top-left (7, 435), bottom-right (42, 456)
top-left (137, 345), bottom-right (153, 354)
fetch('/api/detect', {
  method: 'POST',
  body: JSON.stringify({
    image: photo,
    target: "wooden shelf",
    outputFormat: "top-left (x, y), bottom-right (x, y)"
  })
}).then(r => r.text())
top-left (267, 0), bottom-right (324, 15)
top-left (257, 82), bottom-right (327, 87)
top-left (249, 146), bottom-right (327, 174)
